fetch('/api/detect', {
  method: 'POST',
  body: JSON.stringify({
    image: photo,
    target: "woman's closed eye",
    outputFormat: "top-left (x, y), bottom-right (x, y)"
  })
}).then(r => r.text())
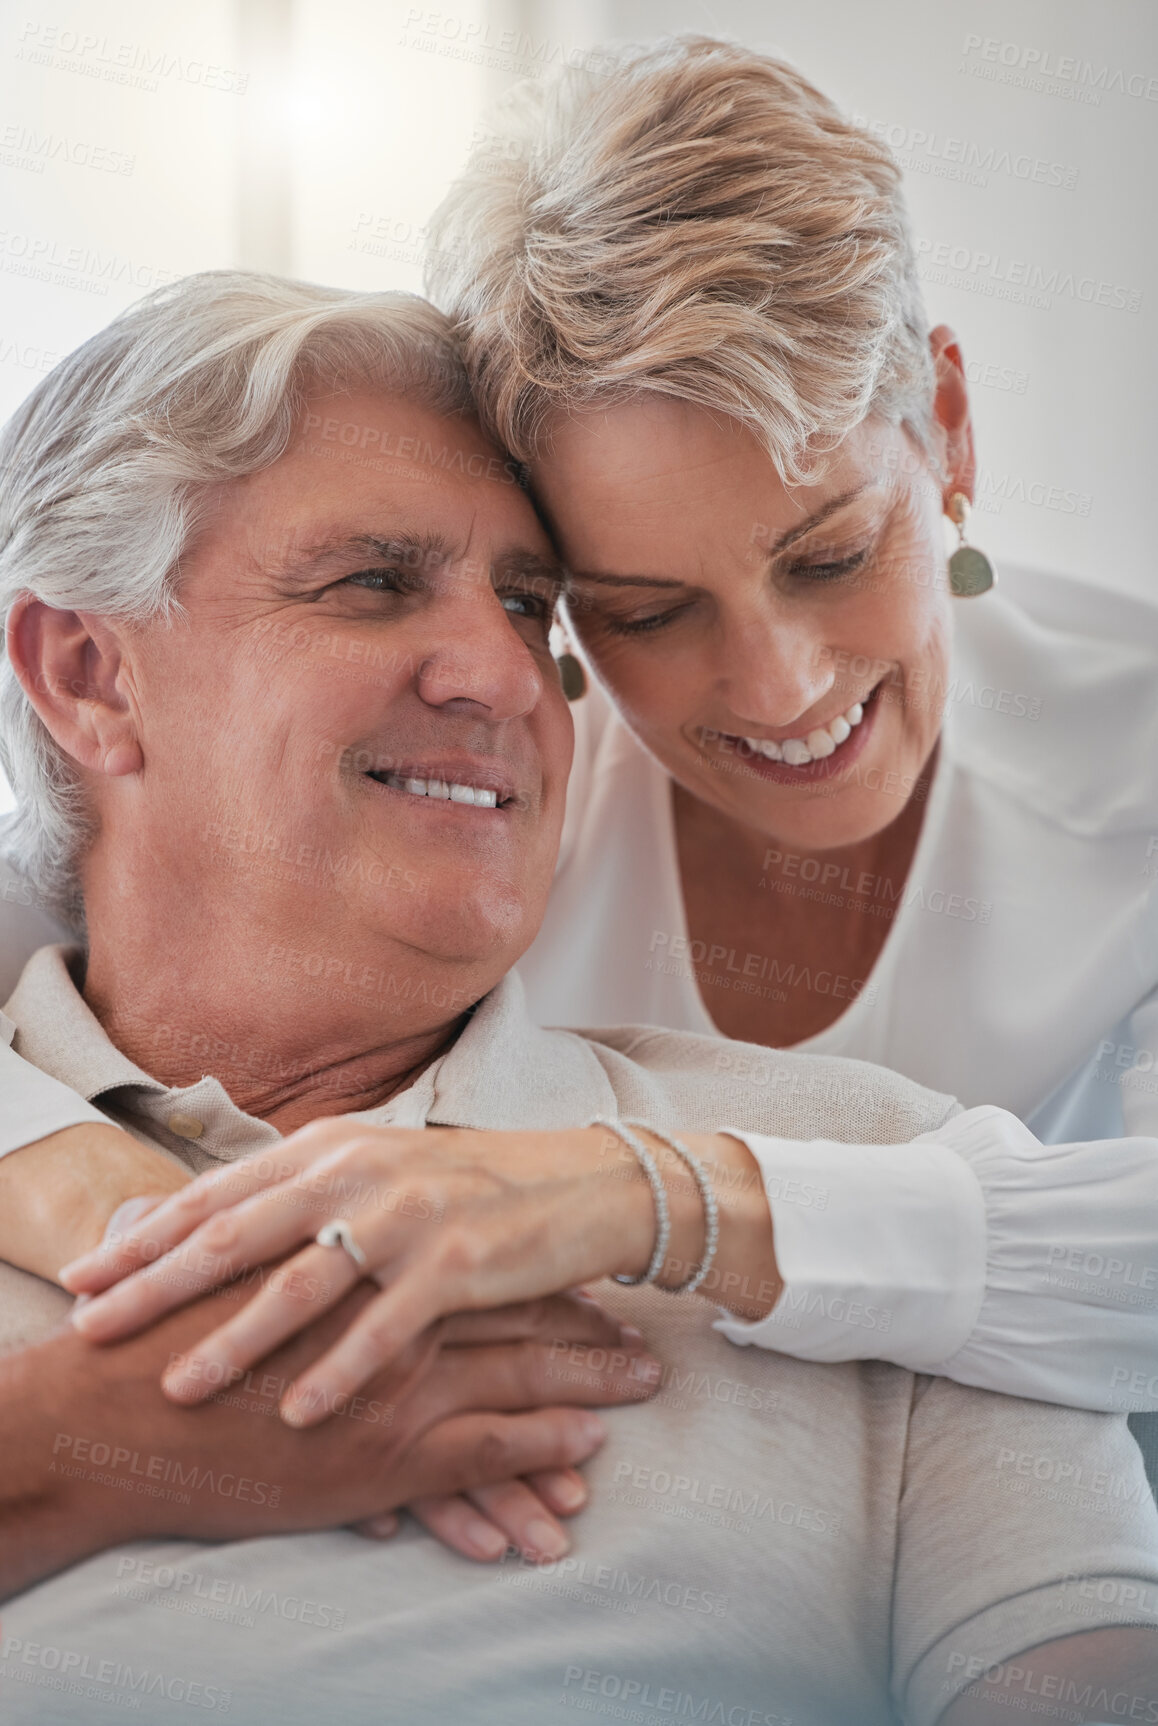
top-left (781, 545), bottom-right (872, 583)
top-left (592, 600), bottom-right (694, 637)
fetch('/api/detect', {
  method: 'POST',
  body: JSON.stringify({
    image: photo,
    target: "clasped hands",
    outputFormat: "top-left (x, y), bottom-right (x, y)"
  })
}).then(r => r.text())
top-left (58, 1121), bottom-right (774, 1564)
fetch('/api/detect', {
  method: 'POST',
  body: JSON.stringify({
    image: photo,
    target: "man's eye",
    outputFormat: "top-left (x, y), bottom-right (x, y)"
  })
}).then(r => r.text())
top-left (500, 591), bottom-right (554, 621)
top-left (341, 567), bottom-right (406, 593)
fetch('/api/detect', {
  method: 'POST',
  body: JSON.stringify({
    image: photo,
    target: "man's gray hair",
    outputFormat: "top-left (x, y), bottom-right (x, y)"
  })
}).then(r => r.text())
top-left (0, 270), bottom-right (471, 929)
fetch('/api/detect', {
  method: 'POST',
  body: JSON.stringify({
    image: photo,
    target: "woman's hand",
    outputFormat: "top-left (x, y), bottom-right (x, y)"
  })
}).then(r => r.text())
top-left (61, 1118), bottom-right (777, 1423)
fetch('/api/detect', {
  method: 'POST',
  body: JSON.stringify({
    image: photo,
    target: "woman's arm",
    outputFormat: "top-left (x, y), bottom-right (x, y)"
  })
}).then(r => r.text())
top-left (61, 1120), bottom-right (779, 1421)
top-left (62, 1098), bottom-right (1158, 1418)
top-left (0, 1122), bottom-right (189, 1281)
top-left (722, 1103), bottom-right (1158, 1413)
top-left (0, 1040), bottom-right (190, 1280)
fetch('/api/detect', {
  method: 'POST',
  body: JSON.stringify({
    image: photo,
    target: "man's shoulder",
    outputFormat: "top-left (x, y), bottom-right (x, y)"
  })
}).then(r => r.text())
top-left (570, 1021), bottom-right (960, 1144)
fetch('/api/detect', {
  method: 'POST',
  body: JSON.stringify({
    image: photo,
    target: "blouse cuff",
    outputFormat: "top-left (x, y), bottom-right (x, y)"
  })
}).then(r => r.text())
top-left (712, 1123), bottom-right (987, 1369)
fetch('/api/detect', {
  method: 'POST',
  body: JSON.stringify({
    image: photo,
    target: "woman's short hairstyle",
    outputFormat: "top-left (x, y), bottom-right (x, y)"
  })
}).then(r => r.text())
top-left (426, 35), bottom-right (935, 481)
top-left (0, 271), bottom-right (470, 928)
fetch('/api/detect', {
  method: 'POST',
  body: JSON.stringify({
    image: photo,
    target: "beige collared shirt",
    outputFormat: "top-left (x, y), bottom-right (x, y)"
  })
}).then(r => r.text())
top-left (3, 943), bottom-right (1158, 1724)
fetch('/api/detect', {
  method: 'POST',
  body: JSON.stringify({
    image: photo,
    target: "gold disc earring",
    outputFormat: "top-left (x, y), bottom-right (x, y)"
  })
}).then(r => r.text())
top-left (946, 493), bottom-right (997, 597)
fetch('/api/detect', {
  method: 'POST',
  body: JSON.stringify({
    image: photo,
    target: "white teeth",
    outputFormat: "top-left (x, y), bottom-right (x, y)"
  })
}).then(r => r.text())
top-left (382, 774), bottom-right (498, 808)
top-left (745, 697), bottom-right (869, 769)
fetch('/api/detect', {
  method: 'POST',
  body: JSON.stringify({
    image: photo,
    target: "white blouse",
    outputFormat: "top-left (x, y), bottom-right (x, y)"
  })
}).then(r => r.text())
top-left (516, 563), bottom-right (1158, 1411)
top-left (1, 565), bottom-right (1156, 1412)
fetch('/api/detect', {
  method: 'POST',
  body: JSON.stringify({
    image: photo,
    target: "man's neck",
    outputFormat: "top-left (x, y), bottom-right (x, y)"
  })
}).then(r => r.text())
top-left (78, 891), bottom-right (478, 1134)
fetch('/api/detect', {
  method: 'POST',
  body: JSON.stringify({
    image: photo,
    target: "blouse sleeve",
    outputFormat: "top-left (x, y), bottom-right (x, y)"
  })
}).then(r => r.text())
top-left (715, 1102), bottom-right (1158, 1413)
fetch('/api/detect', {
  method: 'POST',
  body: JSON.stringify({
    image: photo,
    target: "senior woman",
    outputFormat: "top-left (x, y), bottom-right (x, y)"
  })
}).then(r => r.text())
top-left (1, 35), bottom-right (1157, 1480)
top-left (414, 34), bottom-right (1158, 1394)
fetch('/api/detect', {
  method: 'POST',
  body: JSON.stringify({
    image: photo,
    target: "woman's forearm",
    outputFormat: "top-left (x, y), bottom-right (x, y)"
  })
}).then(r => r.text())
top-left (610, 1128), bottom-right (781, 1320)
top-left (0, 1123), bottom-right (190, 1283)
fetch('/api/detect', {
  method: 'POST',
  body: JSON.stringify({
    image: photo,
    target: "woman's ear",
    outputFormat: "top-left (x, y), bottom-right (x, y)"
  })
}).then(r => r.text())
top-left (928, 324), bottom-right (977, 507)
top-left (6, 597), bottom-right (143, 777)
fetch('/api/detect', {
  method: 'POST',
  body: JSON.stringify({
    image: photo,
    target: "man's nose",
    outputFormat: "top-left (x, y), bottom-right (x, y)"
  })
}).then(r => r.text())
top-left (414, 587), bottom-right (544, 720)
top-left (716, 611), bottom-right (833, 729)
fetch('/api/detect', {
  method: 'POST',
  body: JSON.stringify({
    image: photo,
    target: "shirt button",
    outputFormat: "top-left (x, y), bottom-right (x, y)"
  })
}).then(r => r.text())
top-left (167, 1112), bottom-right (204, 1140)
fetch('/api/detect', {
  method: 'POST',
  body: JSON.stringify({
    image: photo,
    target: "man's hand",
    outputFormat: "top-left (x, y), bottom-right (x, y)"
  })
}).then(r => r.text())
top-left (0, 1122), bottom-right (188, 1283)
top-left (0, 1277), bottom-right (660, 1602)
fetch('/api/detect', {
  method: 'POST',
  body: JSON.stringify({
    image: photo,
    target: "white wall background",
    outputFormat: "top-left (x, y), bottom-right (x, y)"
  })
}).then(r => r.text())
top-left (0, 0), bottom-right (1153, 808)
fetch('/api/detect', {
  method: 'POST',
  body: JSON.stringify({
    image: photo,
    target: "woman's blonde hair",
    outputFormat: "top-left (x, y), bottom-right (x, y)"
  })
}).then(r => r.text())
top-left (426, 35), bottom-right (934, 483)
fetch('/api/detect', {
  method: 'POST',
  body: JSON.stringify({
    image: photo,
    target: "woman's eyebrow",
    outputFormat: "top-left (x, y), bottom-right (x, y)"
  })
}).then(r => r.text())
top-left (759, 484), bottom-right (874, 558)
top-left (570, 572), bottom-right (684, 588)
top-left (568, 484), bottom-right (877, 587)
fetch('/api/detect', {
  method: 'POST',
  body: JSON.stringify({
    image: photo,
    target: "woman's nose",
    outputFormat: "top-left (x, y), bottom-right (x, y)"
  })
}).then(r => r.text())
top-left (716, 613), bottom-right (834, 730)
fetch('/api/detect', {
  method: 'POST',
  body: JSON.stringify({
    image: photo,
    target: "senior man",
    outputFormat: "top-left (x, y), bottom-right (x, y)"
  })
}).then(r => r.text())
top-left (0, 274), bottom-right (1157, 1726)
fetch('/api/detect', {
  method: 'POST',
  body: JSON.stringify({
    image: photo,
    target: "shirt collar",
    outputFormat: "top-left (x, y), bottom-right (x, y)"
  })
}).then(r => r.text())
top-left (1, 944), bottom-right (620, 1163)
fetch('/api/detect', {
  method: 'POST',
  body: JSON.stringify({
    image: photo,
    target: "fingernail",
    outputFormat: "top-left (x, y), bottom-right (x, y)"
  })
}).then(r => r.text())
top-left (576, 1412), bottom-right (606, 1448)
top-left (162, 1364), bottom-right (203, 1402)
top-left (619, 1324), bottom-right (645, 1351)
top-left (104, 1195), bottom-right (156, 1241)
top-left (364, 1512), bottom-right (399, 1540)
top-left (68, 1299), bottom-right (106, 1334)
top-left (464, 1517), bottom-right (507, 1560)
top-left (526, 1519), bottom-right (569, 1561)
top-left (552, 1475), bottom-right (587, 1512)
top-left (636, 1355), bottom-right (662, 1385)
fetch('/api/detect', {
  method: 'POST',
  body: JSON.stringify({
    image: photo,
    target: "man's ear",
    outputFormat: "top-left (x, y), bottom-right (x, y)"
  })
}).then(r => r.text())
top-left (6, 597), bottom-right (143, 777)
top-left (928, 324), bottom-right (977, 507)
